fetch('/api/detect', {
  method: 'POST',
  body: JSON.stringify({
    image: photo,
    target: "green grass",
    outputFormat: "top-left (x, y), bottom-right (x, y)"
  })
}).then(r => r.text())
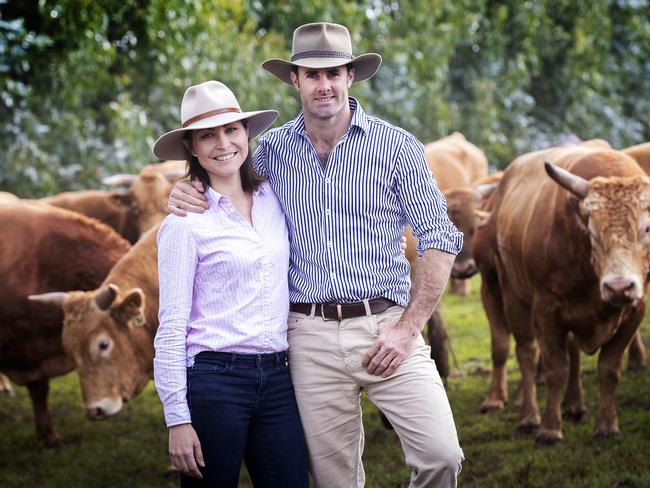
top-left (1, 275), bottom-right (649, 487)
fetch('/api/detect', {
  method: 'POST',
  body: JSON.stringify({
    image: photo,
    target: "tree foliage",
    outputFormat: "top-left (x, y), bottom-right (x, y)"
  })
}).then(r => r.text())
top-left (1, 0), bottom-right (648, 195)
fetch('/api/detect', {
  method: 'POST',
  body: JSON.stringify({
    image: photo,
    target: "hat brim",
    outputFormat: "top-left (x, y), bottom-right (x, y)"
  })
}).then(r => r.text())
top-left (152, 110), bottom-right (279, 161)
top-left (261, 53), bottom-right (382, 86)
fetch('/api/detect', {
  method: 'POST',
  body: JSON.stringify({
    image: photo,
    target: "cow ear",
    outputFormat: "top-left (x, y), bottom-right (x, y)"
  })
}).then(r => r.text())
top-left (109, 192), bottom-right (133, 209)
top-left (111, 288), bottom-right (146, 328)
top-left (474, 209), bottom-right (491, 227)
top-left (28, 292), bottom-right (70, 308)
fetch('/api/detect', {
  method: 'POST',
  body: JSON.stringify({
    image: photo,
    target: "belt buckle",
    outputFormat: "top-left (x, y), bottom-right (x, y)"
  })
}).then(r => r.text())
top-left (320, 303), bottom-right (343, 321)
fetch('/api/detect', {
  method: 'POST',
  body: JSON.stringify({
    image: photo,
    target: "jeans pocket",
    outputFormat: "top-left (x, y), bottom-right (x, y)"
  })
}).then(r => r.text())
top-left (287, 311), bottom-right (306, 332)
top-left (189, 359), bottom-right (230, 375)
top-left (374, 305), bottom-right (405, 335)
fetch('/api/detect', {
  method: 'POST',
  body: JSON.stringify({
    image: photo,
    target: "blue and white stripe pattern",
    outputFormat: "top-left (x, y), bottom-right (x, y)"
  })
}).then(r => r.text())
top-left (254, 98), bottom-right (463, 308)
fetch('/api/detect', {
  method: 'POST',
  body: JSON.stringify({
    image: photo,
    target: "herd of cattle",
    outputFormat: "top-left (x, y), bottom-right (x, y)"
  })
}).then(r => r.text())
top-left (1, 136), bottom-right (649, 449)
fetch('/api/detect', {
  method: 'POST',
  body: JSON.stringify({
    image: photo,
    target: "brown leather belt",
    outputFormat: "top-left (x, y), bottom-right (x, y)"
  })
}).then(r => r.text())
top-left (289, 298), bottom-right (396, 321)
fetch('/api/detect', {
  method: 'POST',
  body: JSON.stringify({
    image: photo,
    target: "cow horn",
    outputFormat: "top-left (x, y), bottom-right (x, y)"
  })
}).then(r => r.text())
top-left (28, 292), bottom-right (69, 308)
top-left (102, 174), bottom-right (136, 187)
top-left (544, 162), bottom-right (589, 199)
top-left (473, 182), bottom-right (498, 200)
top-left (95, 284), bottom-right (119, 311)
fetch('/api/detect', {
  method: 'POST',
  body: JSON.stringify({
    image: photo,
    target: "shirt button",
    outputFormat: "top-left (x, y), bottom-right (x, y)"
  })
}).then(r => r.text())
top-left (328, 241), bottom-right (333, 247)
top-left (325, 178), bottom-right (331, 184)
top-left (325, 209), bottom-right (331, 216)
top-left (330, 273), bottom-right (335, 279)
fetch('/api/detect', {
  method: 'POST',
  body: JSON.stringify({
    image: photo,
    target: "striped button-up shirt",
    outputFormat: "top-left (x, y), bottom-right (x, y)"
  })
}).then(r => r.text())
top-left (154, 181), bottom-right (290, 426)
top-left (254, 98), bottom-right (463, 307)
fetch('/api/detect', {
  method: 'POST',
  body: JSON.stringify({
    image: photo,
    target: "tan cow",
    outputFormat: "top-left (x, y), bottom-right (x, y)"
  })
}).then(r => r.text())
top-left (1, 202), bottom-right (130, 446)
top-left (421, 132), bottom-right (489, 295)
top-left (30, 225), bottom-right (160, 419)
top-left (424, 132), bottom-right (488, 190)
top-left (102, 162), bottom-right (185, 237)
top-left (623, 141), bottom-right (650, 175)
top-left (0, 191), bottom-right (19, 203)
top-left (621, 141), bottom-right (650, 370)
top-left (474, 144), bottom-right (650, 444)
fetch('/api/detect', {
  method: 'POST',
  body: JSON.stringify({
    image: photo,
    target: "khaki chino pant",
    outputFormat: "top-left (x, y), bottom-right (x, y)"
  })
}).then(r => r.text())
top-left (287, 305), bottom-right (464, 488)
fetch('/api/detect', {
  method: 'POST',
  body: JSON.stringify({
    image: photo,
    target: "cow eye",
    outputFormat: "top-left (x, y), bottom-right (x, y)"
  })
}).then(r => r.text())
top-left (639, 219), bottom-right (650, 244)
top-left (98, 339), bottom-right (111, 351)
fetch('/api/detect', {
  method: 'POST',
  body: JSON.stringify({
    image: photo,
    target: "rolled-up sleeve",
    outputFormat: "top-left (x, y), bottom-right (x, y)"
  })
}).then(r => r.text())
top-left (252, 142), bottom-right (269, 177)
top-left (394, 135), bottom-right (463, 256)
top-left (154, 215), bottom-right (198, 427)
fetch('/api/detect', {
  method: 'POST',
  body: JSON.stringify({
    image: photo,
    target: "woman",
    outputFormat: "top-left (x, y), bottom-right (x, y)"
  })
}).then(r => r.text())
top-left (152, 80), bottom-right (309, 487)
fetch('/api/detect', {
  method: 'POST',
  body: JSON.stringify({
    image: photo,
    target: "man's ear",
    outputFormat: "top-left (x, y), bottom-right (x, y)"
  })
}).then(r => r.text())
top-left (290, 70), bottom-right (300, 90)
top-left (347, 66), bottom-right (355, 86)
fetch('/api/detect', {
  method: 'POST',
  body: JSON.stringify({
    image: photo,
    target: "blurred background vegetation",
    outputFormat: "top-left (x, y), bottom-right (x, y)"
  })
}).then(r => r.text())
top-left (1, 0), bottom-right (649, 196)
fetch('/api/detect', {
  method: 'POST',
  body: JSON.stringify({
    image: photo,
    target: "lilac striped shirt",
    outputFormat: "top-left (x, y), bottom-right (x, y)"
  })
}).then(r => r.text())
top-left (154, 181), bottom-right (290, 427)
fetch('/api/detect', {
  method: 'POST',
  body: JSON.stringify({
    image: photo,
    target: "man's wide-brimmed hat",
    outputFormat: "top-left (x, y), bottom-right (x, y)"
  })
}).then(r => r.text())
top-left (262, 22), bottom-right (382, 86)
top-left (152, 80), bottom-right (279, 161)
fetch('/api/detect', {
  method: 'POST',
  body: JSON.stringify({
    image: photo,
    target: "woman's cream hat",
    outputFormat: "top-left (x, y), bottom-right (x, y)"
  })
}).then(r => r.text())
top-left (262, 22), bottom-right (382, 86)
top-left (152, 80), bottom-right (279, 161)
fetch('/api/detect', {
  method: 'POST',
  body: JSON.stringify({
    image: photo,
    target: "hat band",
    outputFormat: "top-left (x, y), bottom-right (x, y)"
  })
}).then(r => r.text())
top-left (182, 107), bottom-right (241, 128)
top-left (291, 50), bottom-right (354, 62)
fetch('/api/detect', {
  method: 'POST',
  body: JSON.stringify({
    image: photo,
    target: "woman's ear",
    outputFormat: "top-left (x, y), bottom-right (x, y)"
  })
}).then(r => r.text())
top-left (182, 135), bottom-right (194, 156)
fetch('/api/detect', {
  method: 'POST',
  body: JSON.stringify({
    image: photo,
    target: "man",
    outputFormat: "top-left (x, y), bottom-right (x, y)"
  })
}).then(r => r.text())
top-left (168, 22), bottom-right (464, 488)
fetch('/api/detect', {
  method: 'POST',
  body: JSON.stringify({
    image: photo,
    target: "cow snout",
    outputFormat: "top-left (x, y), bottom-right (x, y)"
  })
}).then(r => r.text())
top-left (85, 397), bottom-right (123, 420)
top-left (601, 276), bottom-right (641, 305)
top-left (452, 259), bottom-right (478, 279)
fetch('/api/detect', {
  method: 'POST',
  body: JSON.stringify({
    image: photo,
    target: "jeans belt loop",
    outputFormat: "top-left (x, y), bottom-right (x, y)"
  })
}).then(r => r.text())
top-left (362, 299), bottom-right (371, 316)
top-left (337, 303), bottom-right (343, 321)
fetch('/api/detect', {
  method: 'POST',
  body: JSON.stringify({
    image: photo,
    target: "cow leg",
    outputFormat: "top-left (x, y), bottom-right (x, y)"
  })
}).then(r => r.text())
top-left (480, 271), bottom-right (510, 413)
top-left (0, 373), bottom-right (14, 396)
top-left (627, 330), bottom-right (647, 371)
top-left (501, 294), bottom-right (539, 434)
top-left (536, 324), bottom-right (568, 445)
top-left (427, 307), bottom-right (449, 381)
top-left (26, 378), bottom-right (63, 447)
top-left (562, 333), bottom-right (586, 422)
top-left (595, 308), bottom-right (642, 438)
top-left (449, 278), bottom-right (470, 296)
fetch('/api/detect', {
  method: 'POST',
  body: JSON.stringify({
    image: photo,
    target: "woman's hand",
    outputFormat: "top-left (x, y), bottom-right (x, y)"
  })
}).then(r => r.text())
top-left (169, 423), bottom-right (205, 479)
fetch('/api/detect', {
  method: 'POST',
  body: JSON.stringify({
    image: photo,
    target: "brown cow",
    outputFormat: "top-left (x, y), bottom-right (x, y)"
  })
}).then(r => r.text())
top-left (39, 190), bottom-right (140, 243)
top-left (30, 225), bottom-right (160, 419)
top-left (0, 202), bottom-right (130, 446)
top-left (474, 144), bottom-right (650, 444)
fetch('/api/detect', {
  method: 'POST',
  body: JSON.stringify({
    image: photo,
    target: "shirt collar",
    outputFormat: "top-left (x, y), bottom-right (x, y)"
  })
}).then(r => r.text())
top-left (204, 181), bottom-right (266, 206)
top-left (292, 97), bottom-right (369, 136)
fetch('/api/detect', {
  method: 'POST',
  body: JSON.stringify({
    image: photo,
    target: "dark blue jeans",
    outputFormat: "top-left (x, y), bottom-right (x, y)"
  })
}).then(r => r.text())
top-left (180, 351), bottom-right (309, 488)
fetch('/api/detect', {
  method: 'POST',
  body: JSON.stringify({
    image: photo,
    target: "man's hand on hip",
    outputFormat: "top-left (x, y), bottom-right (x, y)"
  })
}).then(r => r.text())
top-left (362, 321), bottom-right (420, 377)
top-left (167, 180), bottom-right (210, 216)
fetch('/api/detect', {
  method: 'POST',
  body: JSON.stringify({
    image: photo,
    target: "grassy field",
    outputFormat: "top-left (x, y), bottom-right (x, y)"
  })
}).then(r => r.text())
top-left (1, 275), bottom-right (649, 487)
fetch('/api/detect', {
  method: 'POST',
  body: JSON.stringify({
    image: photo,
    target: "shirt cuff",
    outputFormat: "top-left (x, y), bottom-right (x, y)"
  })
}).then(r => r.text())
top-left (417, 230), bottom-right (464, 256)
top-left (164, 402), bottom-right (192, 427)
